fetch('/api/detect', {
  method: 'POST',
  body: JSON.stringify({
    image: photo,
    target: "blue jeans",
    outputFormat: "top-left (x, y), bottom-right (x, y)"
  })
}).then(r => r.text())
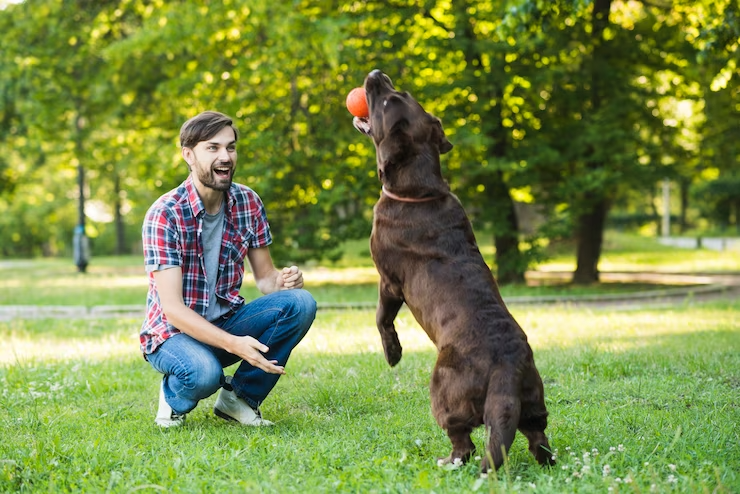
top-left (146, 289), bottom-right (316, 414)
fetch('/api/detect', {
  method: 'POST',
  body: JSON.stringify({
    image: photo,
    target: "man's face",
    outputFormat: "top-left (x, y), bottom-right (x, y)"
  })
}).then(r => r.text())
top-left (183, 126), bottom-right (237, 192)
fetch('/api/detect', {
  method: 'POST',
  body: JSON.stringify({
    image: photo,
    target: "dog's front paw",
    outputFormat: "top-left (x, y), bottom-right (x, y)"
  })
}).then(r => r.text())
top-left (382, 332), bottom-right (402, 366)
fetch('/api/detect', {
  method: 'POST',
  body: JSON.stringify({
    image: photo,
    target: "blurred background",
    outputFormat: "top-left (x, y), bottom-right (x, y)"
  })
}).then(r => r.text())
top-left (0, 0), bottom-right (737, 284)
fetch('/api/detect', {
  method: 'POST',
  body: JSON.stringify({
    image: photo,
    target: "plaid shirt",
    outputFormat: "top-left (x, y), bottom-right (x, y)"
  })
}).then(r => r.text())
top-left (140, 175), bottom-right (272, 355)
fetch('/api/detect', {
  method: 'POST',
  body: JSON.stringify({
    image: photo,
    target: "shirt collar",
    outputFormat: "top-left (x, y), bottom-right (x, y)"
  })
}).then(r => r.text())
top-left (184, 175), bottom-right (235, 218)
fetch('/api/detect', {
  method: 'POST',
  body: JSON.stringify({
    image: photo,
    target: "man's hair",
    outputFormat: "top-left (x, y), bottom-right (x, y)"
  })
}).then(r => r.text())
top-left (179, 111), bottom-right (239, 149)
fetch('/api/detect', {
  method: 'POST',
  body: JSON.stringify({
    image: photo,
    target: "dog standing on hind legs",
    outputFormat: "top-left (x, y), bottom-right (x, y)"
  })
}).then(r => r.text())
top-left (353, 69), bottom-right (555, 472)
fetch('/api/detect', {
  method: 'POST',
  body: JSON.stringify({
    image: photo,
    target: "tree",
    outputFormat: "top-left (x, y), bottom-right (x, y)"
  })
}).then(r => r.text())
top-left (0, 0), bottom-right (736, 276)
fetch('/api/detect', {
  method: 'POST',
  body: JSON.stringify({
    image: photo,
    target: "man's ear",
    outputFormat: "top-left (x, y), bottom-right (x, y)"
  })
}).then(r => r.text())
top-left (431, 117), bottom-right (453, 154)
top-left (182, 147), bottom-right (193, 170)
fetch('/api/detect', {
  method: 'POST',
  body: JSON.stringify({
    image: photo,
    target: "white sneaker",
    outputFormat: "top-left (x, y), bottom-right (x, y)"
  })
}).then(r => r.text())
top-left (214, 377), bottom-right (273, 426)
top-left (155, 380), bottom-right (186, 428)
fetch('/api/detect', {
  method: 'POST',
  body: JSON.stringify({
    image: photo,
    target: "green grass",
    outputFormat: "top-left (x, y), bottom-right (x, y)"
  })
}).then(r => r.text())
top-left (0, 302), bottom-right (738, 493)
top-left (0, 231), bottom-right (739, 492)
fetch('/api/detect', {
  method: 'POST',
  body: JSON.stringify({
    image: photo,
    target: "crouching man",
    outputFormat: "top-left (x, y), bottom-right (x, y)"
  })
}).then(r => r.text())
top-left (140, 111), bottom-right (316, 427)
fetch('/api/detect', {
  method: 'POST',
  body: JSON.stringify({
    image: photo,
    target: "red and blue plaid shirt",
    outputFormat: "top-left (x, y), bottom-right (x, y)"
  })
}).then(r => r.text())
top-left (140, 175), bottom-right (272, 355)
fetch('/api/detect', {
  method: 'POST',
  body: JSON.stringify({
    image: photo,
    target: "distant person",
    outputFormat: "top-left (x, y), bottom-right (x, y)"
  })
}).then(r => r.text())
top-left (140, 111), bottom-right (316, 427)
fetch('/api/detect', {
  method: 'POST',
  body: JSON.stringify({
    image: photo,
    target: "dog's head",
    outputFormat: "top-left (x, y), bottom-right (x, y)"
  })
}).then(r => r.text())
top-left (353, 70), bottom-right (452, 182)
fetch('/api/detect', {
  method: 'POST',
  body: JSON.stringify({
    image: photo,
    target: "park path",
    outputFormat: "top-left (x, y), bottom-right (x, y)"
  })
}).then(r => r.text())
top-left (0, 271), bottom-right (738, 322)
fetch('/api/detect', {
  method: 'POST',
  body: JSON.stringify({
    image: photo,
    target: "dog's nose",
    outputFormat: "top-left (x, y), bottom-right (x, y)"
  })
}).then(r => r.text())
top-left (366, 70), bottom-right (393, 91)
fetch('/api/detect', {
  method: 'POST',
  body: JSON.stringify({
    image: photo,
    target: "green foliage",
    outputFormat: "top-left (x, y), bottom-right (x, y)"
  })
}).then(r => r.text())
top-left (692, 177), bottom-right (740, 230)
top-left (0, 0), bottom-right (737, 277)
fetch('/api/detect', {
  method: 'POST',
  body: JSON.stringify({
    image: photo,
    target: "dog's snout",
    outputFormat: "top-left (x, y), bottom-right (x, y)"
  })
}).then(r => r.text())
top-left (365, 70), bottom-right (394, 93)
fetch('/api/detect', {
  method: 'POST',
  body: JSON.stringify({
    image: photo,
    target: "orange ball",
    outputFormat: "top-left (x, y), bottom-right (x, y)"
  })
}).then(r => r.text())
top-left (346, 87), bottom-right (368, 118)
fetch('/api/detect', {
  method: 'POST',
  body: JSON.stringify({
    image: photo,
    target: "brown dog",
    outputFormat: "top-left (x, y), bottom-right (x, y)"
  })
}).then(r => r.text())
top-left (353, 70), bottom-right (554, 472)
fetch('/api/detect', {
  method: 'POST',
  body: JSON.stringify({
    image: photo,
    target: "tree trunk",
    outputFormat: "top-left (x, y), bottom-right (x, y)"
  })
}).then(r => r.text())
top-left (489, 170), bottom-right (525, 284)
top-left (452, 0), bottom-right (526, 284)
top-left (573, 197), bottom-right (608, 284)
top-left (573, 0), bottom-right (612, 284)
top-left (113, 173), bottom-right (126, 255)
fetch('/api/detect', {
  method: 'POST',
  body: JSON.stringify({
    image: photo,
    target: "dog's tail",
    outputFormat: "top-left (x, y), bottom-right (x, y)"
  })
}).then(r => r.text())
top-left (482, 367), bottom-right (521, 472)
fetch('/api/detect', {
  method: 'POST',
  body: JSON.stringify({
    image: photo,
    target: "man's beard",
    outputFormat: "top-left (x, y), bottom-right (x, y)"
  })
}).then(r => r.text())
top-left (194, 160), bottom-right (233, 192)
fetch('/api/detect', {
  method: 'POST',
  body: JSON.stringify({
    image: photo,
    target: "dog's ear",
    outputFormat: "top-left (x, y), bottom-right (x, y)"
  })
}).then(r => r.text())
top-left (431, 117), bottom-right (453, 154)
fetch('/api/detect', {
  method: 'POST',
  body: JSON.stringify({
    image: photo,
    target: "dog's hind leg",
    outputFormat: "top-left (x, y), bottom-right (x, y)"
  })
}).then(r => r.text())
top-left (481, 368), bottom-right (521, 472)
top-left (431, 398), bottom-right (476, 465)
top-left (518, 366), bottom-right (555, 466)
top-left (438, 424), bottom-right (476, 467)
top-left (430, 350), bottom-right (479, 465)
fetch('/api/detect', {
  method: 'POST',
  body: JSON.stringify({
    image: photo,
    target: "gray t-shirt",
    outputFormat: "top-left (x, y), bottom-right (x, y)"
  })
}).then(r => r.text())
top-left (146, 203), bottom-right (232, 322)
top-left (202, 204), bottom-right (232, 321)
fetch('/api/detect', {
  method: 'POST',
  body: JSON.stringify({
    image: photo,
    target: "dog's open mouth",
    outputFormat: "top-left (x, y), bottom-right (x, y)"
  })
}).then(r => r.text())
top-left (353, 116), bottom-right (371, 136)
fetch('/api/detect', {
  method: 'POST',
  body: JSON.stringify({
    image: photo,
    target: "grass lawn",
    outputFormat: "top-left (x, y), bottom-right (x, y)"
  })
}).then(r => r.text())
top-left (0, 302), bottom-right (738, 492)
top-left (0, 231), bottom-right (739, 492)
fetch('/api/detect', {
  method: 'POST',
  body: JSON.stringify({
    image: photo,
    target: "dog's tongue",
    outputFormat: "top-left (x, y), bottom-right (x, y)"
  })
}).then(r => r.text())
top-left (353, 116), bottom-right (371, 136)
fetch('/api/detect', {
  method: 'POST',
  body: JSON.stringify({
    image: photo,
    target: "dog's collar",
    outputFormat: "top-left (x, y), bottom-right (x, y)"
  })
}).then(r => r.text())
top-left (381, 186), bottom-right (444, 203)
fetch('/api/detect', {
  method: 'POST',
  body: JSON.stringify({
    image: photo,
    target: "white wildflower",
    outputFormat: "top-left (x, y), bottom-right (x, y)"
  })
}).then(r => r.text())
top-left (618, 444), bottom-right (625, 452)
top-left (667, 474), bottom-right (677, 484)
top-left (415, 439), bottom-right (422, 447)
top-left (602, 464), bottom-right (611, 476)
top-left (669, 464), bottom-right (676, 472)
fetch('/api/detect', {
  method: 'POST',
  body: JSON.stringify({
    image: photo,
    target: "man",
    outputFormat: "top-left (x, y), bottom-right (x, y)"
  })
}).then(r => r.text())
top-left (140, 110), bottom-right (316, 428)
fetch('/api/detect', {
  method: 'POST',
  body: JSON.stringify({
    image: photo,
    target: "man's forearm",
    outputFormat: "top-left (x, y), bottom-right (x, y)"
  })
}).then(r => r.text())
top-left (163, 303), bottom-right (237, 353)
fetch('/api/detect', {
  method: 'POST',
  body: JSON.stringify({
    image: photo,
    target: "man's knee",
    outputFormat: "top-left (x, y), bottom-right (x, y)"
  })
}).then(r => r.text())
top-left (274, 289), bottom-right (316, 338)
top-left (191, 364), bottom-right (223, 397)
top-left (293, 289), bottom-right (317, 318)
top-left (174, 349), bottom-right (223, 399)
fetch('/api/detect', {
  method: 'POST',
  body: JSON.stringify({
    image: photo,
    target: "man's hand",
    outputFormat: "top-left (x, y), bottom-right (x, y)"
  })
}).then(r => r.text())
top-left (279, 265), bottom-right (304, 290)
top-left (248, 248), bottom-right (305, 294)
top-left (229, 335), bottom-right (286, 375)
